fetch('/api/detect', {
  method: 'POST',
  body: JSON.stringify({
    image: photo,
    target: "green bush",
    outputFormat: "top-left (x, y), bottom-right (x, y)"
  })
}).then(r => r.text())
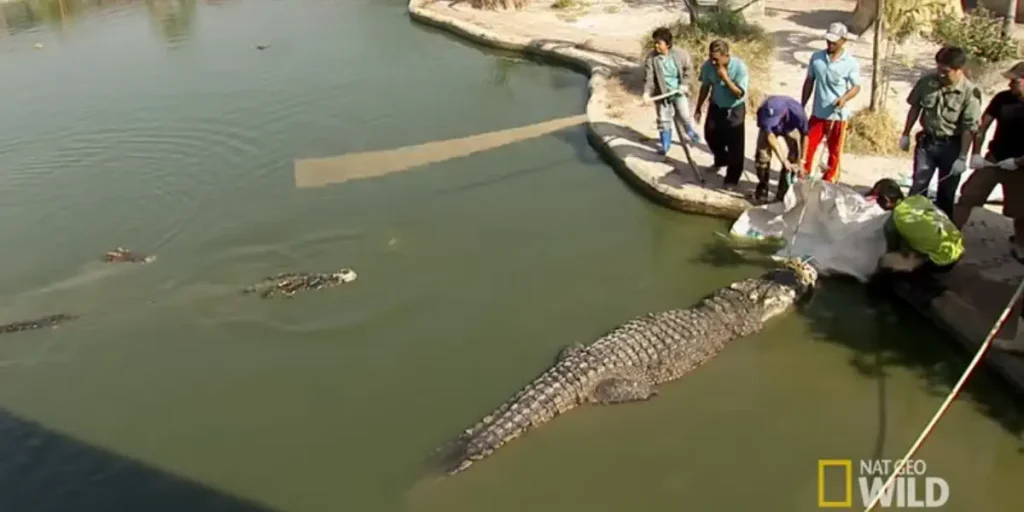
top-left (929, 7), bottom-right (1019, 64)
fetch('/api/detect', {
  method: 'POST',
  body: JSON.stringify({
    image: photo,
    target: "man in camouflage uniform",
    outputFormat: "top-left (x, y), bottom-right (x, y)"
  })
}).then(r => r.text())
top-left (899, 46), bottom-right (983, 218)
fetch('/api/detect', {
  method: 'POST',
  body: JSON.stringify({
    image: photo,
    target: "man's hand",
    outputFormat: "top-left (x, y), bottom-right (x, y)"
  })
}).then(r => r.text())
top-left (998, 158), bottom-right (1019, 171)
top-left (694, 106), bottom-right (703, 123)
top-left (833, 97), bottom-right (848, 109)
top-left (950, 158), bottom-right (967, 176)
top-left (716, 63), bottom-right (729, 80)
top-left (970, 154), bottom-right (988, 169)
top-left (642, 94), bottom-right (652, 106)
top-left (898, 135), bottom-right (910, 152)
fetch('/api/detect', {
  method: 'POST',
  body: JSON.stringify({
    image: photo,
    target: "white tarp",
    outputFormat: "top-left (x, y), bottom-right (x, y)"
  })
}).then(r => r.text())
top-left (729, 179), bottom-right (890, 282)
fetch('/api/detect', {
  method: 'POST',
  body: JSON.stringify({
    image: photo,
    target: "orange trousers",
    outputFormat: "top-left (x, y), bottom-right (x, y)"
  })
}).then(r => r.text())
top-left (802, 116), bottom-right (848, 183)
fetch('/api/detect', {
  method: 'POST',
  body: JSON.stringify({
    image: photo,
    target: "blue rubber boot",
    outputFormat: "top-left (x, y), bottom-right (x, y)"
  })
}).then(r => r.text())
top-left (659, 129), bottom-right (672, 156)
top-left (685, 126), bottom-right (702, 145)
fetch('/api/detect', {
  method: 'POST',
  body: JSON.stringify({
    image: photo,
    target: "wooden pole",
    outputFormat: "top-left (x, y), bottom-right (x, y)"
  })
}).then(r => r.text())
top-left (869, 0), bottom-right (885, 111)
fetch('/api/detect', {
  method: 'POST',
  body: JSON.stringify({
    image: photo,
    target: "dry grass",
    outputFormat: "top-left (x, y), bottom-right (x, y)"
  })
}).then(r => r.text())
top-left (845, 107), bottom-right (903, 156)
top-left (551, 0), bottom-right (580, 9)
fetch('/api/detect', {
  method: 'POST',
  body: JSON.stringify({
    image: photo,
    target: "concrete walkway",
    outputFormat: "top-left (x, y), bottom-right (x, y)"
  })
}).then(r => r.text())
top-left (406, 0), bottom-right (1024, 393)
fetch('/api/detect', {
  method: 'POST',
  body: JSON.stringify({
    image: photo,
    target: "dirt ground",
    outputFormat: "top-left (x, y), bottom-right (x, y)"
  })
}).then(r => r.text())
top-left (426, 0), bottom-right (1020, 199)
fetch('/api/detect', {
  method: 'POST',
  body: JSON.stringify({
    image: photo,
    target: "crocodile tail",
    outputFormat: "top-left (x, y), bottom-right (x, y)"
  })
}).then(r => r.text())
top-left (437, 362), bottom-right (581, 475)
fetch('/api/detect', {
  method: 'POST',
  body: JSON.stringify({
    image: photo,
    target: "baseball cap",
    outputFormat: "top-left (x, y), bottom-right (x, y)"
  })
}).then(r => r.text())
top-left (1003, 62), bottom-right (1024, 80)
top-left (756, 104), bottom-right (784, 131)
top-left (824, 22), bottom-right (849, 43)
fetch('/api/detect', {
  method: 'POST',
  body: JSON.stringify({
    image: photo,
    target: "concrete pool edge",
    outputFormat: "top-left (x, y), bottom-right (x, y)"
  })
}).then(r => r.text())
top-left (404, 0), bottom-right (1024, 396)
top-left (406, 0), bottom-right (751, 221)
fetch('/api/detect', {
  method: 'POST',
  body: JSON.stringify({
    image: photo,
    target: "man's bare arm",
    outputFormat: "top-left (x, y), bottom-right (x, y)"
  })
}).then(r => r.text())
top-left (718, 69), bottom-right (744, 99)
top-left (901, 105), bottom-right (921, 137)
top-left (835, 84), bottom-right (861, 108)
top-left (972, 114), bottom-right (994, 153)
top-left (695, 83), bottom-right (711, 121)
top-left (765, 133), bottom-right (787, 166)
top-left (801, 76), bottom-right (814, 109)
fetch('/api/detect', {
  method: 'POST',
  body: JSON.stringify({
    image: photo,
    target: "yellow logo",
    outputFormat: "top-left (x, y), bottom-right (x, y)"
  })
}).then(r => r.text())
top-left (817, 458), bottom-right (949, 508)
top-left (818, 459), bottom-right (852, 508)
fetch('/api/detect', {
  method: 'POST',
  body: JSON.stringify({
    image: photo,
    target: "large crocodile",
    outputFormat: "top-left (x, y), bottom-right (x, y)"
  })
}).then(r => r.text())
top-left (437, 257), bottom-right (818, 475)
top-left (1, 314), bottom-right (79, 336)
top-left (242, 269), bottom-right (358, 299)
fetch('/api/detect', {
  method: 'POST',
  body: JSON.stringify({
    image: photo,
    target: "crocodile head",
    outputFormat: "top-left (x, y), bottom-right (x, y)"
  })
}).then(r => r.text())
top-left (333, 268), bottom-right (358, 283)
top-left (733, 257), bottom-right (818, 323)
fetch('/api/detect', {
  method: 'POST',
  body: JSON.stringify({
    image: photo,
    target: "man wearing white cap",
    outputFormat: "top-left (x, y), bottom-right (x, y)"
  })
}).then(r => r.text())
top-left (800, 22), bottom-right (861, 183)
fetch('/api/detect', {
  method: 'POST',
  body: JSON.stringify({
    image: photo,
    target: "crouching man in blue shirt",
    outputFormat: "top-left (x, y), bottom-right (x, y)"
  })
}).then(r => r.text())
top-left (753, 95), bottom-right (809, 203)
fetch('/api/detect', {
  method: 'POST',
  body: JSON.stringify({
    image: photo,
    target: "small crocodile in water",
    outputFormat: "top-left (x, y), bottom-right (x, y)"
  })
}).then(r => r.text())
top-left (242, 269), bottom-right (358, 299)
top-left (104, 247), bottom-right (156, 264)
top-left (1, 314), bottom-right (79, 336)
top-left (436, 258), bottom-right (818, 475)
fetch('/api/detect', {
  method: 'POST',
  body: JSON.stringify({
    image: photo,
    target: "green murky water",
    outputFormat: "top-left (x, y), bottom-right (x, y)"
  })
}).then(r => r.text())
top-left (0, 1), bottom-right (1022, 511)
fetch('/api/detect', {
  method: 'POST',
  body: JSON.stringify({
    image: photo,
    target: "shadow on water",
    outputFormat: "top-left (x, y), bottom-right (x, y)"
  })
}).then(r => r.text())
top-left (0, 0), bottom-right (196, 45)
top-left (814, 276), bottom-right (1024, 452)
top-left (695, 233), bottom-right (1024, 451)
top-left (145, 0), bottom-right (197, 45)
top-left (0, 408), bottom-right (277, 512)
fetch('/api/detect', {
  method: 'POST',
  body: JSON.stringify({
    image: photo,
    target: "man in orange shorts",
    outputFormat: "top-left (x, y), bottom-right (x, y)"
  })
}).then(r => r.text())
top-left (800, 22), bottom-right (861, 183)
top-left (953, 62), bottom-right (1024, 263)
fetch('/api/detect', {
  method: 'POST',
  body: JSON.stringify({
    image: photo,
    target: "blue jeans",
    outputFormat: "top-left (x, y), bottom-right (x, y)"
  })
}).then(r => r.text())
top-left (655, 94), bottom-right (698, 154)
top-left (909, 133), bottom-right (961, 218)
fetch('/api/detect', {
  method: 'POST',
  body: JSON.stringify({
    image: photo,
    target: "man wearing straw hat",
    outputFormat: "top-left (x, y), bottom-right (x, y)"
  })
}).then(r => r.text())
top-left (953, 62), bottom-right (1024, 263)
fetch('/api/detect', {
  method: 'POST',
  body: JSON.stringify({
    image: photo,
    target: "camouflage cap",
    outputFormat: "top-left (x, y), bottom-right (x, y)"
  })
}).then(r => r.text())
top-left (1004, 62), bottom-right (1024, 80)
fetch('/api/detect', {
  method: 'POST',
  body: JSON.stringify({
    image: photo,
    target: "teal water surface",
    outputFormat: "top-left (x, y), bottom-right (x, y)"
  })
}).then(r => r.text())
top-left (0, 1), bottom-right (1022, 511)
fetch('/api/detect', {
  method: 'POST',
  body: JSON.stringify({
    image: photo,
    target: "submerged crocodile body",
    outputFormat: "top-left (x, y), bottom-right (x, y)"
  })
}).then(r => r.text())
top-left (104, 247), bottom-right (156, 264)
top-left (242, 269), bottom-right (358, 299)
top-left (439, 258), bottom-right (818, 475)
top-left (1, 314), bottom-right (79, 336)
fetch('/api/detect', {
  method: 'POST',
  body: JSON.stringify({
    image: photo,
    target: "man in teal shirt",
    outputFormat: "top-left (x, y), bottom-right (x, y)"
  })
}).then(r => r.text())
top-left (694, 39), bottom-right (750, 190)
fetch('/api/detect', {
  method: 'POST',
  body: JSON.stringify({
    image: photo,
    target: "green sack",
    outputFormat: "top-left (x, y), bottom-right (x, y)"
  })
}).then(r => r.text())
top-left (891, 195), bottom-right (964, 266)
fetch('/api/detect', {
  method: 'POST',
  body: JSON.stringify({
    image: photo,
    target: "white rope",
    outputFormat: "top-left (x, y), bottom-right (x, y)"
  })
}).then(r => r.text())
top-left (862, 275), bottom-right (1024, 511)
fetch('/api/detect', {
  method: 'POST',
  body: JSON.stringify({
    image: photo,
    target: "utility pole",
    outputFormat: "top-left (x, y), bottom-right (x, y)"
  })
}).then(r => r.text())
top-left (870, 0), bottom-right (885, 111)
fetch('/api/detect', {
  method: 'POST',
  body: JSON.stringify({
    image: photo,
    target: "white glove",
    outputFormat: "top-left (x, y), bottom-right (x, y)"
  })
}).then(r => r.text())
top-left (998, 158), bottom-right (1019, 171)
top-left (898, 135), bottom-right (910, 152)
top-left (970, 154), bottom-right (988, 169)
top-left (641, 94), bottom-right (652, 106)
top-left (950, 158), bottom-right (967, 176)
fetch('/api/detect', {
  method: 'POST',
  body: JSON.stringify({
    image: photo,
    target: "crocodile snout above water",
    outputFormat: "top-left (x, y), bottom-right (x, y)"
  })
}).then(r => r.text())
top-left (243, 268), bottom-right (358, 299)
top-left (104, 247), bottom-right (156, 264)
